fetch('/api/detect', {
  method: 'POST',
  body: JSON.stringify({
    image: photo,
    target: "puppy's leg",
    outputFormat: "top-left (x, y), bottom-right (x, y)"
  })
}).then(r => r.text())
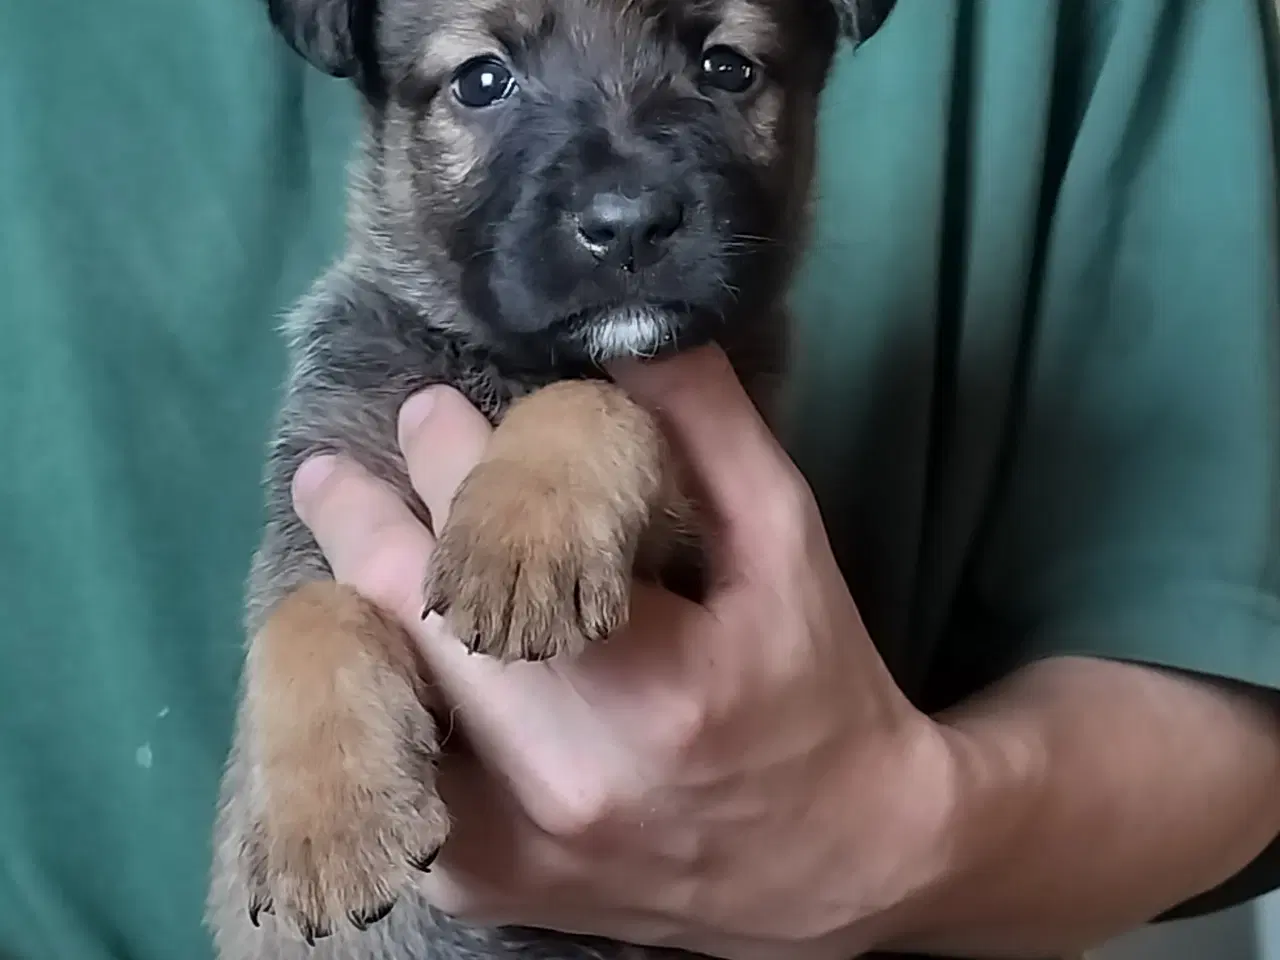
top-left (427, 379), bottom-right (689, 662)
top-left (235, 579), bottom-right (449, 944)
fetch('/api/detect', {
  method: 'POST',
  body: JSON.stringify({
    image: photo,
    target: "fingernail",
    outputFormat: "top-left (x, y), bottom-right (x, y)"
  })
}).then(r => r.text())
top-left (292, 454), bottom-right (339, 510)
top-left (400, 389), bottom-right (441, 437)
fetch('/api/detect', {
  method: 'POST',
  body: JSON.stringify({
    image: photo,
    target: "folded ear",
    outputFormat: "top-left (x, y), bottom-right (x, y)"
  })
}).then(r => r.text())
top-left (264, 0), bottom-right (377, 82)
top-left (831, 0), bottom-right (898, 44)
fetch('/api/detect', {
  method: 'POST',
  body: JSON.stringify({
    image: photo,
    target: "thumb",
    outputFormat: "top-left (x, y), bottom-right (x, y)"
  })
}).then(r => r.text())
top-left (607, 344), bottom-right (816, 585)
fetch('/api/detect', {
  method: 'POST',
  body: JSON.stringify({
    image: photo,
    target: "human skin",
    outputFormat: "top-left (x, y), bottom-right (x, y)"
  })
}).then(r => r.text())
top-left (291, 344), bottom-right (1280, 959)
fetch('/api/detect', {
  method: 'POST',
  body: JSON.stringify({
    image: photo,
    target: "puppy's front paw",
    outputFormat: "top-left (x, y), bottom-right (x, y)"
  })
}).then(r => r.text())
top-left (240, 582), bottom-right (450, 942)
top-left (425, 459), bottom-right (641, 662)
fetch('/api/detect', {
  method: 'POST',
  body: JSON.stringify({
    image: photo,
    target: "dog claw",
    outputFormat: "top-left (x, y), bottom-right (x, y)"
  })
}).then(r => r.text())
top-left (300, 921), bottom-right (332, 947)
top-left (350, 900), bottom-right (396, 930)
top-left (422, 587), bottom-right (448, 619)
top-left (408, 848), bottom-right (439, 872)
top-left (248, 898), bottom-right (273, 927)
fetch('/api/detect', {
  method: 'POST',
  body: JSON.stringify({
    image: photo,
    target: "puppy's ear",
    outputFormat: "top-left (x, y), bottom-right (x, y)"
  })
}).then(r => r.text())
top-left (265, 0), bottom-right (379, 84)
top-left (831, 0), bottom-right (897, 44)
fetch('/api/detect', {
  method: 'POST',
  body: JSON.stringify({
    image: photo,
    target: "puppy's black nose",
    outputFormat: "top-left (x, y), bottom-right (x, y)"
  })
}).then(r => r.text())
top-left (575, 188), bottom-right (685, 270)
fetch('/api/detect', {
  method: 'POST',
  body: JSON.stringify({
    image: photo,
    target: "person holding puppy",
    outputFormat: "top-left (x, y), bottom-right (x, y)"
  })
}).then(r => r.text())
top-left (2, 2), bottom-right (1279, 960)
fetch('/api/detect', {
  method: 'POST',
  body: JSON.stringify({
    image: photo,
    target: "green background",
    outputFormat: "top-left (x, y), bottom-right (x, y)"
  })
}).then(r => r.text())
top-left (3, 1), bottom-right (1279, 957)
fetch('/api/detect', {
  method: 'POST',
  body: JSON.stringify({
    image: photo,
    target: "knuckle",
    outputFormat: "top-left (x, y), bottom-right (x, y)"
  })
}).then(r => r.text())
top-left (756, 463), bottom-right (821, 551)
top-left (527, 781), bottom-right (616, 842)
top-left (654, 691), bottom-right (712, 763)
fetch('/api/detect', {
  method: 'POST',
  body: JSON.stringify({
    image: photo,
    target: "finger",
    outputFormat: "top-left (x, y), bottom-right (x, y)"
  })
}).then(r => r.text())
top-left (395, 389), bottom-right (564, 686)
top-left (397, 386), bottom-right (495, 533)
top-left (416, 754), bottom-right (533, 927)
top-left (292, 454), bottom-right (435, 622)
top-left (294, 453), bottom-right (569, 772)
top-left (572, 581), bottom-right (714, 694)
top-left (607, 345), bottom-right (820, 584)
top-left (425, 749), bottom-right (690, 944)
top-left (566, 582), bottom-right (731, 758)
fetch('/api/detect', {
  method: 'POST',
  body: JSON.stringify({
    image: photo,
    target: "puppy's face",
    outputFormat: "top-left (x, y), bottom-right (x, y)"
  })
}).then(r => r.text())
top-left (270, 0), bottom-right (868, 362)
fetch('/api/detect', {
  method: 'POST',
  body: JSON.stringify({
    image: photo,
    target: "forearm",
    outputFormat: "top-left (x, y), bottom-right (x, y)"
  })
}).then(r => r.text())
top-left (879, 656), bottom-right (1280, 958)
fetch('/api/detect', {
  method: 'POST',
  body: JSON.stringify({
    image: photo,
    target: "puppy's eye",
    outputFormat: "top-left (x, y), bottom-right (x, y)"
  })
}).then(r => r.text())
top-left (450, 56), bottom-right (518, 108)
top-left (698, 45), bottom-right (756, 94)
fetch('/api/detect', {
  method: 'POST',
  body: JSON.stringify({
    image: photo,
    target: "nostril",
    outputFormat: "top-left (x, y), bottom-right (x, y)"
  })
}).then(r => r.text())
top-left (576, 218), bottom-right (617, 249)
top-left (645, 200), bottom-right (684, 244)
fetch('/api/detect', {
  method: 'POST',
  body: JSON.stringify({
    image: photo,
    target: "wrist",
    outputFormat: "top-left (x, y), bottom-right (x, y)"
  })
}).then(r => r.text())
top-left (802, 712), bottom-right (994, 956)
top-left (862, 708), bottom-right (1049, 953)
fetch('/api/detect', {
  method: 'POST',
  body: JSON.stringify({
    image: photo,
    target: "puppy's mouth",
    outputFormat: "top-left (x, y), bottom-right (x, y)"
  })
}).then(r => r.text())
top-left (558, 303), bottom-right (718, 362)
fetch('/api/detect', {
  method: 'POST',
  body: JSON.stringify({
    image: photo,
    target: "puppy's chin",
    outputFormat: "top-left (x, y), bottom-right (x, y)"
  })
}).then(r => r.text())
top-left (559, 304), bottom-right (718, 364)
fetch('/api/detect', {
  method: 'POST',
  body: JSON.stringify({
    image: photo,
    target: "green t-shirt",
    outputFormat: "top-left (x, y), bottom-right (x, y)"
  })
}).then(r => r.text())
top-left (2, 1), bottom-right (1278, 958)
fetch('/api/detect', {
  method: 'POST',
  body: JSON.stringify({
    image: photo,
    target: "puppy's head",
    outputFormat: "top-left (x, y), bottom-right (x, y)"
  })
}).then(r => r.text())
top-left (269, 0), bottom-right (893, 362)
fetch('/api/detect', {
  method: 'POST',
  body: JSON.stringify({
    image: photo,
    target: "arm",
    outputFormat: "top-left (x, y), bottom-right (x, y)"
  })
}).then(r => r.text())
top-left (877, 657), bottom-right (1280, 957)
top-left (868, 1), bottom-right (1280, 953)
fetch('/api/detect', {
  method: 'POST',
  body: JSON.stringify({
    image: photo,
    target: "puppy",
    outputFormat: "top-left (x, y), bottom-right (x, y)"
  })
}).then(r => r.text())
top-left (208, 1), bottom-right (889, 957)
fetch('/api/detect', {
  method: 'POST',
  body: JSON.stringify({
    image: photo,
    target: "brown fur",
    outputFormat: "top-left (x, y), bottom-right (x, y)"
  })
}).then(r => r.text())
top-left (208, 0), bottom-right (884, 956)
top-left (243, 582), bottom-right (449, 940)
top-left (426, 379), bottom-right (694, 661)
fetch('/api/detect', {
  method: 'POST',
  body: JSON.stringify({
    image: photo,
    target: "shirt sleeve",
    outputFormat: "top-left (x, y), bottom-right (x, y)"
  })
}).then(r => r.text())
top-left (967, 0), bottom-right (1280, 917)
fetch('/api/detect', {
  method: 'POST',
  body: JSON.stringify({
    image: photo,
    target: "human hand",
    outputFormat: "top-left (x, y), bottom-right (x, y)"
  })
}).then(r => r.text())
top-left (291, 345), bottom-right (957, 960)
